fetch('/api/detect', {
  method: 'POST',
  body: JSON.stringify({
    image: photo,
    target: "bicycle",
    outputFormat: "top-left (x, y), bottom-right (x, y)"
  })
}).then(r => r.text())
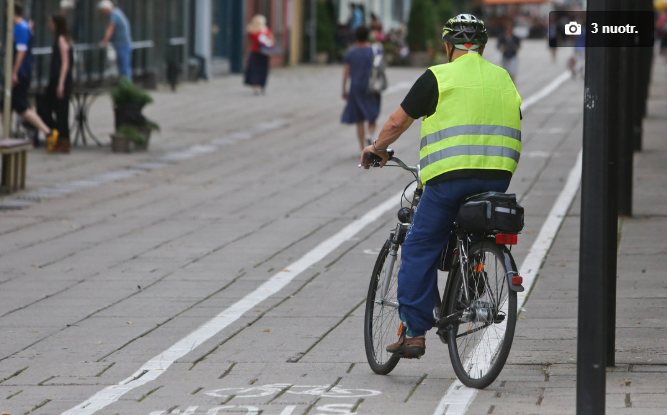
top-left (361, 150), bottom-right (525, 389)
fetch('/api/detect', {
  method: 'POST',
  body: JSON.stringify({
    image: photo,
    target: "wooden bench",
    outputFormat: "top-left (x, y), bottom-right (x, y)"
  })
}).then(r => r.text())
top-left (0, 139), bottom-right (32, 194)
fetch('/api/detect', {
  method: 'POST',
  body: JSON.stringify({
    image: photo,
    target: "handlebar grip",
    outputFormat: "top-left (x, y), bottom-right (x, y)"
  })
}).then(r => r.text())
top-left (365, 152), bottom-right (383, 164)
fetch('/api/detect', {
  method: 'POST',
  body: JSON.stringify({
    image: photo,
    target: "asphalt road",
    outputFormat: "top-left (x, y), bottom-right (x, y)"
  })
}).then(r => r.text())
top-left (0, 40), bottom-right (585, 415)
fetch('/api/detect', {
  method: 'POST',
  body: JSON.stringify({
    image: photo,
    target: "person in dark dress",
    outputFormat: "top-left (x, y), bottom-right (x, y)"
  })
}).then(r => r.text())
top-left (497, 23), bottom-right (521, 82)
top-left (244, 15), bottom-right (274, 95)
top-left (341, 26), bottom-right (381, 150)
top-left (43, 14), bottom-right (73, 153)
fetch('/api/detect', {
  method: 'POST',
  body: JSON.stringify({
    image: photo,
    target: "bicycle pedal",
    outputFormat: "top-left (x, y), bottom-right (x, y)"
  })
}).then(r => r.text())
top-left (436, 327), bottom-right (449, 344)
top-left (399, 353), bottom-right (421, 359)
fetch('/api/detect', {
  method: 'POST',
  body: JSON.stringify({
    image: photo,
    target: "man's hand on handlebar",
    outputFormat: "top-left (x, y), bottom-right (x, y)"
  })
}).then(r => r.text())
top-left (360, 145), bottom-right (390, 169)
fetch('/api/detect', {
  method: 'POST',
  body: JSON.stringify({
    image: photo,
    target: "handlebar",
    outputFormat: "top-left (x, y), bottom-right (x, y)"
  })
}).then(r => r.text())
top-left (363, 150), bottom-right (394, 167)
top-left (359, 150), bottom-right (419, 174)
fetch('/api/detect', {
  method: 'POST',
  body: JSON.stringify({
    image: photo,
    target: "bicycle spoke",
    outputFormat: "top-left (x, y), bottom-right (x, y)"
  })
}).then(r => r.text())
top-left (369, 252), bottom-right (401, 366)
top-left (454, 247), bottom-right (513, 380)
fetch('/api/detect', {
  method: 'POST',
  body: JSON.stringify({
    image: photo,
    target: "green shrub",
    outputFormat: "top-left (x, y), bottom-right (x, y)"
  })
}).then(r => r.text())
top-left (407, 0), bottom-right (438, 52)
top-left (436, 0), bottom-right (454, 33)
top-left (111, 76), bottom-right (154, 108)
top-left (116, 125), bottom-right (146, 145)
top-left (435, 0), bottom-right (454, 51)
top-left (145, 118), bottom-right (161, 132)
top-left (316, 0), bottom-right (336, 54)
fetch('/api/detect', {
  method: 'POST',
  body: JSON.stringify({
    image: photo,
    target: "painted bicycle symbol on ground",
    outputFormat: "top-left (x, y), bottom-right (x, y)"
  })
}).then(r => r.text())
top-left (204, 383), bottom-right (382, 399)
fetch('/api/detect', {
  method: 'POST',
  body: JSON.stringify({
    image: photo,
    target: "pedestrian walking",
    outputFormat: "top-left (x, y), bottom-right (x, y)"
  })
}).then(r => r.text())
top-left (497, 22), bottom-right (521, 82)
top-left (371, 13), bottom-right (385, 43)
top-left (569, 26), bottom-right (586, 78)
top-left (244, 15), bottom-right (274, 96)
top-left (40, 14), bottom-right (73, 154)
top-left (98, 0), bottom-right (133, 81)
top-left (548, 14), bottom-right (558, 63)
top-left (0, 2), bottom-right (58, 150)
top-left (341, 26), bottom-right (381, 151)
top-left (350, 3), bottom-right (364, 32)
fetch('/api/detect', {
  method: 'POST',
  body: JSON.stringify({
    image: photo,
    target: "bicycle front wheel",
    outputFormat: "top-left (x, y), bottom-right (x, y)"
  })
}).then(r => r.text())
top-left (445, 241), bottom-right (517, 389)
top-left (364, 240), bottom-right (401, 375)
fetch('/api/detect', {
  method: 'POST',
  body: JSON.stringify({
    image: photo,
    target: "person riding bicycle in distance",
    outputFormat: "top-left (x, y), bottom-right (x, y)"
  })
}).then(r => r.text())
top-left (361, 14), bottom-right (522, 358)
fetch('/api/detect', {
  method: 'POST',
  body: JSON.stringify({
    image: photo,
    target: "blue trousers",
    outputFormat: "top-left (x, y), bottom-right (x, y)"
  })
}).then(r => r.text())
top-left (116, 45), bottom-right (133, 81)
top-left (398, 177), bottom-right (511, 337)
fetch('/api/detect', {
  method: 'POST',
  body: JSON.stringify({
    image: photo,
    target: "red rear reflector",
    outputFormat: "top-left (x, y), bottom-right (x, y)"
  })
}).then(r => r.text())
top-left (496, 234), bottom-right (518, 245)
top-left (512, 276), bottom-right (523, 285)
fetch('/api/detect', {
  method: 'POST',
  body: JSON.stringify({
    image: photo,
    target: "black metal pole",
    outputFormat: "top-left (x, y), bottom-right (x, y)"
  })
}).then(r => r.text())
top-left (632, 0), bottom-right (650, 152)
top-left (604, 0), bottom-right (622, 368)
top-left (577, 0), bottom-right (612, 412)
top-left (618, 0), bottom-right (638, 216)
top-left (638, 0), bottom-right (654, 123)
top-left (617, 42), bottom-right (634, 217)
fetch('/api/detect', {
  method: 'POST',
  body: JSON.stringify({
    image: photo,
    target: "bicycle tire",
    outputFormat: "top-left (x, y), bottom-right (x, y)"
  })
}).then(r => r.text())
top-left (364, 239), bottom-right (401, 375)
top-left (445, 240), bottom-right (517, 389)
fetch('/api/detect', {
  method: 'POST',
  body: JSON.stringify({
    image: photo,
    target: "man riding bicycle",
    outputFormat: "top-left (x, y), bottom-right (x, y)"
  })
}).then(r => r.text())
top-left (361, 14), bottom-right (522, 358)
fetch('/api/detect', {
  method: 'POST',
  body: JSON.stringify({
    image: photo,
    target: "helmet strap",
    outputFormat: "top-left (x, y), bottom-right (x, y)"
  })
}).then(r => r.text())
top-left (447, 44), bottom-right (455, 62)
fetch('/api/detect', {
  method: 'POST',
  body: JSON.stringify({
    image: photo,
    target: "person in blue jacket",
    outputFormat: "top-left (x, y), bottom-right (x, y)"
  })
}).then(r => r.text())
top-left (0, 1), bottom-right (58, 150)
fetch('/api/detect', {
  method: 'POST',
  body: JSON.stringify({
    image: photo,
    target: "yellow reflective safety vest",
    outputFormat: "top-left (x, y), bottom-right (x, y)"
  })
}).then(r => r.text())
top-left (420, 53), bottom-right (522, 184)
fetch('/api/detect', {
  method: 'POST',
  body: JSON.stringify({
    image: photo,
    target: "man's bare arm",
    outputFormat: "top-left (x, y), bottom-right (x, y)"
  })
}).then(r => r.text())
top-left (375, 106), bottom-right (415, 149)
top-left (100, 22), bottom-right (115, 46)
top-left (360, 106), bottom-right (415, 167)
top-left (12, 51), bottom-right (26, 84)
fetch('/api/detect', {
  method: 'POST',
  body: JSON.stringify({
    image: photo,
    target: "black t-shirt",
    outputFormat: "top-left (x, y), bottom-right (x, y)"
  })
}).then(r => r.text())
top-left (400, 69), bottom-right (516, 184)
top-left (401, 70), bottom-right (440, 120)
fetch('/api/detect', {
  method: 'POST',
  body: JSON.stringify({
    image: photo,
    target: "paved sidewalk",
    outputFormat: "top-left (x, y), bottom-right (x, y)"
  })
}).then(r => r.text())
top-left (467, 57), bottom-right (667, 414)
top-left (2, 40), bottom-right (665, 415)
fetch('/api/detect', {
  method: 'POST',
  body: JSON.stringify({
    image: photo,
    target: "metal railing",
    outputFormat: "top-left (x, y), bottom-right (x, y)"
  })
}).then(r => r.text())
top-left (29, 40), bottom-right (155, 90)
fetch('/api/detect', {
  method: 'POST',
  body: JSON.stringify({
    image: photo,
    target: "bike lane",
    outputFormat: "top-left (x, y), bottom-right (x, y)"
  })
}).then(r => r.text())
top-left (106, 45), bottom-right (584, 415)
top-left (0, 42), bottom-right (586, 415)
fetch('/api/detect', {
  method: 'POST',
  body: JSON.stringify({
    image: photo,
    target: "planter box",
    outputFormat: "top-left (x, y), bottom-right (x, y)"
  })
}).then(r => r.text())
top-left (110, 134), bottom-right (132, 153)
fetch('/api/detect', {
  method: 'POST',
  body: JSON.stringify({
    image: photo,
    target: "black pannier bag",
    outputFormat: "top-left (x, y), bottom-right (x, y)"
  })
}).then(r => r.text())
top-left (456, 192), bottom-right (524, 233)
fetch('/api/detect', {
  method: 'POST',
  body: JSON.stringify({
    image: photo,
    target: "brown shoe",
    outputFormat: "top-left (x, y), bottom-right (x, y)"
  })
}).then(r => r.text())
top-left (53, 139), bottom-right (71, 154)
top-left (386, 335), bottom-right (425, 358)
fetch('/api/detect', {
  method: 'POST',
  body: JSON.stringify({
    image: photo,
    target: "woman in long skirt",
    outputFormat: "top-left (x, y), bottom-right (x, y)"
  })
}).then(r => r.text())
top-left (245, 15), bottom-right (274, 95)
top-left (341, 26), bottom-right (381, 150)
top-left (44, 14), bottom-right (73, 153)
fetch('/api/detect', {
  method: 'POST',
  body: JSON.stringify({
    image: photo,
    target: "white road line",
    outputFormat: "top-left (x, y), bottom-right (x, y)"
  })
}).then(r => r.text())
top-left (61, 189), bottom-right (406, 415)
top-left (433, 71), bottom-right (581, 415)
top-left (521, 71), bottom-right (572, 111)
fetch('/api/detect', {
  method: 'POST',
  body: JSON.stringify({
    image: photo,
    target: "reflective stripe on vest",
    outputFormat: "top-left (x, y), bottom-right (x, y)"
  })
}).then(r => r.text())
top-left (420, 145), bottom-right (521, 169)
top-left (420, 125), bottom-right (522, 150)
top-left (419, 54), bottom-right (522, 184)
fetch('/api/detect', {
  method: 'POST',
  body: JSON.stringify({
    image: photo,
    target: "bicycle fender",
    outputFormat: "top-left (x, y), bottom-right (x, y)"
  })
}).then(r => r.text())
top-left (498, 244), bottom-right (524, 292)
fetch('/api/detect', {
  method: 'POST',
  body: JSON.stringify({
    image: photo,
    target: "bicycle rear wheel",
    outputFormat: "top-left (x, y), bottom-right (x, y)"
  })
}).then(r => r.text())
top-left (445, 241), bottom-right (517, 389)
top-left (364, 239), bottom-right (401, 375)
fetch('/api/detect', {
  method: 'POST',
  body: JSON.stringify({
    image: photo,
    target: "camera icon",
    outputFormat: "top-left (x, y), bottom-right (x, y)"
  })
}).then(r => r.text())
top-left (565, 21), bottom-right (582, 36)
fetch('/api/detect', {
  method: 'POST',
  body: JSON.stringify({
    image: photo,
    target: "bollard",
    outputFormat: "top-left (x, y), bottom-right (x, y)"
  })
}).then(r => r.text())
top-left (577, 0), bottom-right (619, 412)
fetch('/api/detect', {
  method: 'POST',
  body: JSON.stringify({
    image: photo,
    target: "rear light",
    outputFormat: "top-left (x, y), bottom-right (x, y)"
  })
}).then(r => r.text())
top-left (512, 275), bottom-right (523, 285)
top-left (496, 234), bottom-right (518, 245)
